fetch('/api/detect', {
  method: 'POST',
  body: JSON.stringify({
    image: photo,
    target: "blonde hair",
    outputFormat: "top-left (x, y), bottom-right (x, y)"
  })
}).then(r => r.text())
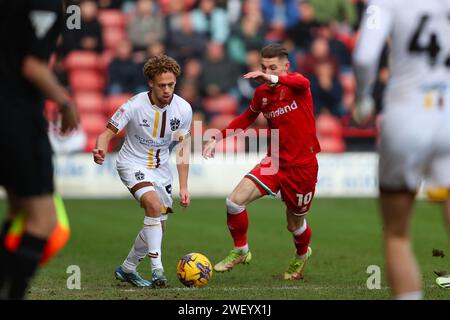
top-left (143, 54), bottom-right (181, 80)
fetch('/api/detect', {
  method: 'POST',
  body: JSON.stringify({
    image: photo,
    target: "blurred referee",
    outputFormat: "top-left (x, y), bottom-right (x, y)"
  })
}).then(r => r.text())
top-left (0, 0), bottom-right (78, 299)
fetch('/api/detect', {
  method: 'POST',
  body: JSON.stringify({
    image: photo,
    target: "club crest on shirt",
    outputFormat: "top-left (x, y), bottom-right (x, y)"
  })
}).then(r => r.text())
top-left (135, 170), bottom-right (145, 181)
top-left (170, 118), bottom-right (181, 131)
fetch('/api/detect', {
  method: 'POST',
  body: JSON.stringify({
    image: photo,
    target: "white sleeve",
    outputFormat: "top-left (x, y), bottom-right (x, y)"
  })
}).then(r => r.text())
top-left (353, 0), bottom-right (394, 98)
top-left (108, 100), bottom-right (133, 133)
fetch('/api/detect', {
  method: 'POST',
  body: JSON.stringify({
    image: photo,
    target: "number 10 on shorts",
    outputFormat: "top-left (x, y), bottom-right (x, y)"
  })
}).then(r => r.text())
top-left (297, 192), bottom-right (313, 206)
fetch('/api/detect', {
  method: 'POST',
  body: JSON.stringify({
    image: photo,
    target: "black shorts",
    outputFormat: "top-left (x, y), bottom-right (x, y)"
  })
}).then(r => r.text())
top-left (0, 105), bottom-right (54, 197)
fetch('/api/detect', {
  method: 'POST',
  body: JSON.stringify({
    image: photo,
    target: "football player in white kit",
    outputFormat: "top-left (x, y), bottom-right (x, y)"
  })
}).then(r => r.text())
top-left (354, 0), bottom-right (450, 298)
top-left (93, 55), bottom-right (192, 288)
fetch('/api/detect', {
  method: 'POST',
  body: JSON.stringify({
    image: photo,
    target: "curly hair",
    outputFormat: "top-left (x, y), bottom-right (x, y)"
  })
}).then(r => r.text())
top-left (143, 55), bottom-right (181, 80)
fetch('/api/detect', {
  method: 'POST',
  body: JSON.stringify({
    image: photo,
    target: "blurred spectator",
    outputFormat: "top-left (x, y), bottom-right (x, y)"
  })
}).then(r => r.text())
top-left (98, 0), bottom-right (124, 9)
top-left (199, 42), bottom-right (240, 98)
top-left (164, 0), bottom-right (189, 45)
top-left (227, 15), bottom-right (266, 65)
top-left (146, 40), bottom-right (166, 57)
top-left (261, 0), bottom-right (300, 42)
top-left (287, 1), bottom-right (320, 52)
top-left (308, 0), bottom-right (357, 26)
top-left (298, 37), bottom-right (339, 77)
top-left (236, 49), bottom-right (261, 113)
top-left (107, 40), bottom-right (143, 94)
top-left (159, 0), bottom-right (196, 15)
top-left (191, 0), bottom-right (230, 44)
top-left (310, 61), bottom-right (345, 117)
top-left (181, 58), bottom-right (203, 83)
top-left (317, 23), bottom-right (352, 73)
top-left (166, 13), bottom-right (207, 66)
top-left (177, 80), bottom-right (207, 121)
top-left (59, 0), bottom-right (104, 56)
top-left (226, 0), bottom-right (242, 25)
top-left (128, 0), bottom-right (166, 52)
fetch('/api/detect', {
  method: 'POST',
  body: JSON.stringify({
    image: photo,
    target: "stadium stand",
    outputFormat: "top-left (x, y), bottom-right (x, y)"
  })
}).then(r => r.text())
top-left (49, 0), bottom-right (377, 154)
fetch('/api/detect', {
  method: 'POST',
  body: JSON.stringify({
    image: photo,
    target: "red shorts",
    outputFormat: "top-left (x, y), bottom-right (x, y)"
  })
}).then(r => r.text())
top-left (246, 157), bottom-right (318, 215)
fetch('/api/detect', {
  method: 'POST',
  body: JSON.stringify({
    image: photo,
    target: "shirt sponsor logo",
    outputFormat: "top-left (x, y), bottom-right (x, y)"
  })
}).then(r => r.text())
top-left (263, 100), bottom-right (298, 119)
top-left (134, 134), bottom-right (167, 147)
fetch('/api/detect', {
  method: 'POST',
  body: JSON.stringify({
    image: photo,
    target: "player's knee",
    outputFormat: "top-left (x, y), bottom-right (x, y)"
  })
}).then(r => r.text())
top-left (141, 198), bottom-right (162, 217)
top-left (226, 197), bottom-right (246, 215)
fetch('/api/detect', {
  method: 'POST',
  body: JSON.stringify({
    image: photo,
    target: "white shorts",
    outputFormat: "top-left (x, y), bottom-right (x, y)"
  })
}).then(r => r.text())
top-left (117, 162), bottom-right (173, 220)
top-left (379, 105), bottom-right (450, 191)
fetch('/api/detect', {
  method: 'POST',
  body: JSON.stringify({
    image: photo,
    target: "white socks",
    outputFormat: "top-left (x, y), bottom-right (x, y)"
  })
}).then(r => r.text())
top-left (122, 229), bottom-right (147, 273)
top-left (122, 216), bottom-right (163, 273)
top-left (143, 216), bottom-right (163, 271)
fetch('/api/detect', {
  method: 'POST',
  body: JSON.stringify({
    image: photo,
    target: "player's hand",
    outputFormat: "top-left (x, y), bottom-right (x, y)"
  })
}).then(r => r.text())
top-left (202, 138), bottom-right (216, 159)
top-left (59, 101), bottom-right (80, 135)
top-left (179, 188), bottom-right (190, 208)
top-left (92, 149), bottom-right (105, 165)
top-left (243, 71), bottom-right (271, 84)
top-left (353, 96), bottom-right (375, 125)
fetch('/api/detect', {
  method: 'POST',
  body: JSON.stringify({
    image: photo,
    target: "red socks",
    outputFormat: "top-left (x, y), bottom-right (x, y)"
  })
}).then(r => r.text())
top-left (293, 224), bottom-right (312, 257)
top-left (227, 209), bottom-right (248, 248)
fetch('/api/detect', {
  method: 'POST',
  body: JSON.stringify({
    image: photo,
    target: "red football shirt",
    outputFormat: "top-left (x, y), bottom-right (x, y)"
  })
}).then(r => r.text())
top-left (220, 72), bottom-right (321, 168)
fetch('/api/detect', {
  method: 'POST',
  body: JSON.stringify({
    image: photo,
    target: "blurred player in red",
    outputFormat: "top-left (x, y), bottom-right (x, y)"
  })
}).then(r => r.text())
top-left (203, 44), bottom-right (320, 279)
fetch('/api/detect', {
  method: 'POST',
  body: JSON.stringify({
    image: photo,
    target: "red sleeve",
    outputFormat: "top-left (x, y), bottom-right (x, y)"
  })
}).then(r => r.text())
top-left (216, 107), bottom-right (260, 140)
top-left (278, 73), bottom-right (310, 91)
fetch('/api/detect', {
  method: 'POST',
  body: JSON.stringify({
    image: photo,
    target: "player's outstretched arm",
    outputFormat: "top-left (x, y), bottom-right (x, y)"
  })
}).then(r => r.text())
top-left (243, 71), bottom-right (310, 91)
top-left (92, 127), bottom-right (115, 165)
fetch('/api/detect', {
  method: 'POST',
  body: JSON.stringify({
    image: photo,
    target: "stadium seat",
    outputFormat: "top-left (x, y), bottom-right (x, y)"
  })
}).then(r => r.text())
top-left (203, 95), bottom-right (239, 114)
top-left (64, 51), bottom-right (100, 72)
top-left (80, 114), bottom-right (107, 136)
top-left (316, 113), bottom-right (344, 138)
top-left (103, 28), bottom-right (126, 51)
top-left (104, 93), bottom-right (133, 117)
top-left (73, 92), bottom-right (105, 115)
top-left (69, 70), bottom-right (105, 93)
top-left (97, 9), bottom-right (128, 30)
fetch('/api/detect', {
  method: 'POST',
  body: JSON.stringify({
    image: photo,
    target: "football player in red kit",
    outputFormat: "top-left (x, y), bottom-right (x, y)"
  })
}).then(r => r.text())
top-left (203, 44), bottom-right (320, 280)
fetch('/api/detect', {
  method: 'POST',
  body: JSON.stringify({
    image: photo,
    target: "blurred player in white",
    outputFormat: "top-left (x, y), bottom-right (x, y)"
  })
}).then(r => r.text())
top-left (354, 0), bottom-right (450, 298)
top-left (93, 55), bottom-right (192, 288)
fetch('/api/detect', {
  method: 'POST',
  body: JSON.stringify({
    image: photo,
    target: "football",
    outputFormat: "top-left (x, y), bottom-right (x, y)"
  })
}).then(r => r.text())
top-left (176, 253), bottom-right (213, 287)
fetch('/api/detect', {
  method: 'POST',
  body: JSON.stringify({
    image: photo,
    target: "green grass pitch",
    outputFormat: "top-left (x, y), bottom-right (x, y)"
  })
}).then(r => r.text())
top-left (0, 198), bottom-right (449, 300)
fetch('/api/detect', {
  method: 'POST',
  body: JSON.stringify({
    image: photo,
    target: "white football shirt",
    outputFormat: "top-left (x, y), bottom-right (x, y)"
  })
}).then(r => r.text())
top-left (354, 0), bottom-right (450, 111)
top-left (108, 91), bottom-right (192, 168)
